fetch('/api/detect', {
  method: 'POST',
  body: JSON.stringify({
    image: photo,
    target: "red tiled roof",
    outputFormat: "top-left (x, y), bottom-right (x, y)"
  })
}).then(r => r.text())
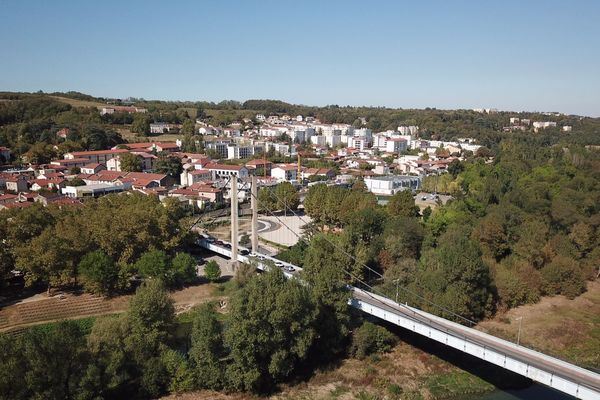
top-left (68, 149), bottom-right (129, 156)
top-left (205, 163), bottom-right (244, 171)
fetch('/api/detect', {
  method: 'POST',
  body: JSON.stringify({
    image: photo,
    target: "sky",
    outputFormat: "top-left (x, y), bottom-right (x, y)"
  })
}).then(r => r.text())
top-left (1, 0), bottom-right (599, 116)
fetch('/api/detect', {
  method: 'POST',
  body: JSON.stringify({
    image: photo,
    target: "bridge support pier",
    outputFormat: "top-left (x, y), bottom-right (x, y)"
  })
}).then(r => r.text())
top-left (230, 175), bottom-right (238, 270)
top-left (251, 175), bottom-right (258, 253)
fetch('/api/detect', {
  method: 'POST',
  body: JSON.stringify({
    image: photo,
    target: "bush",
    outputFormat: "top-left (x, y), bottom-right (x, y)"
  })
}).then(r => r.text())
top-left (540, 256), bottom-right (586, 299)
top-left (204, 260), bottom-right (221, 282)
top-left (494, 261), bottom-right (541, 309)
top-left (350, 321), bottom-right (397, 359)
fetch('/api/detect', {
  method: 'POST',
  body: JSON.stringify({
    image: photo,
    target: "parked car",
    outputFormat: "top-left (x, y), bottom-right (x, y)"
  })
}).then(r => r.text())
top-left (240, 249), bottom-right (250, 255)
top-left (284, 266), bottom-right (295, 272)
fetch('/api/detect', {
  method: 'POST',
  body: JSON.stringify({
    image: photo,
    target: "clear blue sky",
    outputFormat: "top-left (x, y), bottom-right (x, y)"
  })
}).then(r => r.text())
top-left (1, 0), bottom-right (599, 116)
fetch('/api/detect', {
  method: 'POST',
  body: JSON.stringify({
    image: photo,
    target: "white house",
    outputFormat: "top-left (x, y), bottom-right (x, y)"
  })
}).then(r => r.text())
top-left (271, 164), bottom-right (298, 182)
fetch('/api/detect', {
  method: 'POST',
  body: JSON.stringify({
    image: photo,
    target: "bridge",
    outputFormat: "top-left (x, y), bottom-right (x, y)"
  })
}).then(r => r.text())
top-left (198, 176), bottom-right (600, 400)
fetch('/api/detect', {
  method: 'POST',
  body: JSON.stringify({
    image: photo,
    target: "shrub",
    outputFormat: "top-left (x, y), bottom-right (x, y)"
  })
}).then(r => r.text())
top-left (204, 260), bottom-right (221, 282)
top-left (350, 321), bottom-right (397, 359)
top-left (540, 256), bottom-right (586, 299)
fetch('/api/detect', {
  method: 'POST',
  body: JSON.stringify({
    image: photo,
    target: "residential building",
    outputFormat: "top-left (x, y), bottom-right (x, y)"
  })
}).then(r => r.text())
top-left (50, 158), bottom-right (89, 169)
top-left (271, 164), bottom-right (298, 182)
top-left (180, 168), bottom-right (212, 187)
top-left (64, 149), bottom-right (129, 164)
top-left (100, 106), bottom-right (147, 115)
top-left (5, 175), bottom-right (29, 193)
top-left (81, 163), bottom-right (106, 175)
top-left (301, 168), bottom-right (335, 181)
top-left (150, 123), bottom-right (180, 134)
top-left (245, 159), bottom-right (272, 176)
top-left (62, 181), bottom-right (132, 198)
top-left (364, 175), bottom-right (421, 196)
top-left (204, 163), bottom-right (249, 179)
top-left (385, 138), bottom-right (408, 154)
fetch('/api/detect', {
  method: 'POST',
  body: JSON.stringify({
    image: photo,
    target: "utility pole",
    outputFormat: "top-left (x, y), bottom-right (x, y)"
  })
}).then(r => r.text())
top-left (251, 175), bottom-right (258, 253)
top-left (230, 175), bottom-right (239, 269)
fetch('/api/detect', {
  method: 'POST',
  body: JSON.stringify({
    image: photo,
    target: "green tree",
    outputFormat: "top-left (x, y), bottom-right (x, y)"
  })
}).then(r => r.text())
top-left (258, 187), bottom-right (277, 212)
top-left (418, 225), bottom-right (494, 321)
top-left (119, 152), bottom-right (143, 172)
top-left (540, 256), bottom-right (585, 299)
top-left (275, 181), bottom-right (300, 212)
top-left (171, 252), bottom-right (197, 285)
top-left (22, 321), bottom-right (88, 400)
top-left (127, 279), bottom-right (175, 342)
top-left (131, 114), bottom-right (151, 135)
top-left (303, 234), bottom-right (351, 362)
top-left (189, 303), bottom-right (226, 389)
top-left (181, 119), bottom-right (196, 135)
top-left (204, 260), bottom-right (221, 282)
top-left (160, 348), bottom-right (195, 393)
top-left (225, 268), bottom-right (316, 392)
top-left (83, 315), bottom-right (133, 398)
top-left (135, 249), bottom-right (172, 283)
top-left (154, 153), bottom-right (183, 180)
top-left (78, 250), bottom-right (119, 295)
top-left (0, 334), bottom-right (27, 399)
top-left (387, 190), bottom-right (418, 217)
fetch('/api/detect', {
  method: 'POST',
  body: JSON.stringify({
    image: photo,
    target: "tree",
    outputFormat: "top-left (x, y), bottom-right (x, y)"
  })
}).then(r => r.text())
top-left (119, 152), bottom-right (143, 172)
top-left (204, 260), bottom-right (221, 282)
top-left (78, 250), bottom-right (119, 295)
top-left (189, 304), bottom-right (226, 389)
top-left (387, 190), bottom-right (418, 217)
top-left (303, 234), bottom-right (351, 362)
top-left (171, 252), bottom-right (197, 286)
top-left (0, 334), bottom-right (27, 399)
top-left (540, 256), bottom-right (585, 299)
top-left (22, 321), bottom-right (88, 400)
top-left (135, 250), bottom-right (172, 284)
top-left (350, 321), bottom-right (397, 359)
top-left (275, 181), bottom-right (300, 212)
top-left (418, 225), bottom-right (494, 321)
top-left (181, 119), bottom-right (196, 135)
top-left (127, 280), bottom-right (175, 366)
top-left (154, 154), bottom-right (183, 180)
top-left (258, 187), bottom-right (277, 212)
top-left (447, 159), bottom-right (464, 177)
top-left (83, 315), bottom-right (133, 398)
top-left (225, 268), bottom-right (316, 392)
top-left (68, 177), bottom-right (86, 186)
top-left (131, 114), bottom-right (151, 135)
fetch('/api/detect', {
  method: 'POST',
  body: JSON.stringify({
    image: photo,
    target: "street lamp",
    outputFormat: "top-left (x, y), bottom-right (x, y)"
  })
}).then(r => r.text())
top-left (515, 316), bottom-right (523, 345)
top-left (393, 279), bottom-right (400, 303)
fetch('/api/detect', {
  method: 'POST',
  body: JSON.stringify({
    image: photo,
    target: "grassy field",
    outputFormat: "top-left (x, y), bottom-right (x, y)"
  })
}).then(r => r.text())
top-left (479, 280), bottom-right (600, 369)
top-left (50, 95), bottom-right (107, 109)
